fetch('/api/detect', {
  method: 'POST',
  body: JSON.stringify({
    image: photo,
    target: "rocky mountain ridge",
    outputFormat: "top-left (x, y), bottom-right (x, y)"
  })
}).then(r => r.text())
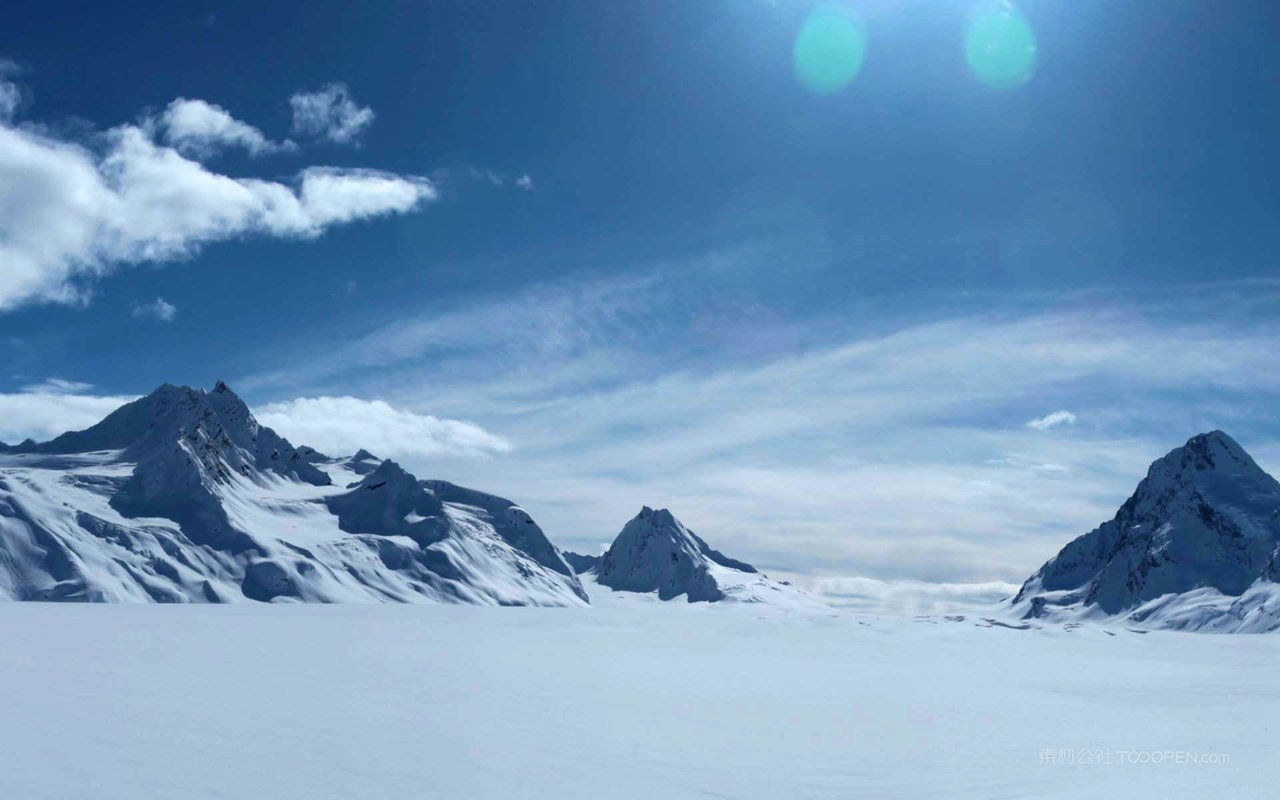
top-left (0, 382), bottom-right (586, 605)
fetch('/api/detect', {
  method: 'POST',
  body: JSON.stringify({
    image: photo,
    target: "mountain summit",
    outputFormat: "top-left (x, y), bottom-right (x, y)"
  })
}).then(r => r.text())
top-left (0, 382), bottom-right (585, 605)
top-left (595, 506), bottom-right (813, 605)
top-left (11, 382), bottom-right (324, 478)
top-left (1014, 431), bottom-right (1280, 630)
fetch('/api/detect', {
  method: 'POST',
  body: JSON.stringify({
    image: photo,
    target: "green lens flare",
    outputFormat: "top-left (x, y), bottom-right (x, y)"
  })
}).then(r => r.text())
top-left (965, 2), bottom-right (1037, 90)
top-left (793, 6), bottom-right (868, 95)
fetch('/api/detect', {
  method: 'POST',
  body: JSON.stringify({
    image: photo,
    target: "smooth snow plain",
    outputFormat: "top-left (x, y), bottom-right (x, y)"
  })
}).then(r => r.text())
top-left (1, 580), bottom-right (1274, 800)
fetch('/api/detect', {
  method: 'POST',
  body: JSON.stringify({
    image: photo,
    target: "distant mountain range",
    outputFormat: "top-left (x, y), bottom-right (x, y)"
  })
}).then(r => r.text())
top-left (5, 382), bottom-right (1280, 628)
top-left (0, 382), bottom-right (797, 608)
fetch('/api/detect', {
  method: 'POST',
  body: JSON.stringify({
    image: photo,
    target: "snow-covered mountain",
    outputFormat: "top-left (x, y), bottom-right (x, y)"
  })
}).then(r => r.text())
top-left (0, 382), bottom-right (586, 605)
top-left (561, 550), bottom-right (602, 574)
top-left (593, 506), bottom-right (816, 606)
top-left (1012, 431), bottom-right (1280, 631)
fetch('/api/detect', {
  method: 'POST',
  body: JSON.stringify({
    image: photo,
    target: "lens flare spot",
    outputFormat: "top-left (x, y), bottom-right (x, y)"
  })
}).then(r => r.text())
top-left (965, 1), bottom-right (1037, 90)
top-left (793, 6), bottom-right (868, 95)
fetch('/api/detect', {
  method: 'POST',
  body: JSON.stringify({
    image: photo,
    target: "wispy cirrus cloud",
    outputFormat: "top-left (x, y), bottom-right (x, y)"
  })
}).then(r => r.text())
top-left (1027, 410), bottom-right (1077, 430)
top-left (290, 84), bottom-right (375, 145)
top-left (0, 62), bottom-right (20, 120)
top-left (235, 265), bottom-right (1280, 584)
top-left (433, 166), bottom-right (538, 191)
top-left (19, 378), bottom-right (94, 395)
top-left (131, 297), bottom-right (177, 322)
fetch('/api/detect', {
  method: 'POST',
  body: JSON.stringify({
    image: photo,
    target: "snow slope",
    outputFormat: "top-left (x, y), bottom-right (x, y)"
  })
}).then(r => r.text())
top-left (1013, 431), bottom-right (1280, 631)
top-left (0, 601), bottom-right (1271, 800)
top-left (595, 506), bottom-right (818, 606)
top-left (0, 382), bottom-right (585, 606)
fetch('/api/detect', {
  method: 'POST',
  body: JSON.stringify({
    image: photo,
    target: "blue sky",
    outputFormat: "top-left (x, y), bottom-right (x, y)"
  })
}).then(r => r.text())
top-left (1, 0), bottom-right (1278, 585)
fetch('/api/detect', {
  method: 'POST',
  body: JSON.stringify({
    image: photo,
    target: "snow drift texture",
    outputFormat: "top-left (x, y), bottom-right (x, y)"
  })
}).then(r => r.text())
top-left (1013, 431), bottom-right (1280, 631)
top-left (0, 382), bottom-right (586, 605)
top-left (595, 506), bottom-right (812, 605)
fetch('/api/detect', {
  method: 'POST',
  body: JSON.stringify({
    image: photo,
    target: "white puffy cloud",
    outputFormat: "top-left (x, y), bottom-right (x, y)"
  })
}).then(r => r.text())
top-left (290, 84), bottom-right (374, 145)
top-left (132, 297), bottom-right (177, 321)
top-left (516, 174), bottom-right (534, 191)
top-left (812, 576), bottom-right (1021, 616)
top-left (158, 98), bottom-right (294, 158)
top-left (255, 396), bottom-right (513, 460)
top-left (1027, 410), bottom-right (1077, 431)
top-left (0, 386), bottom-right (136, 444)
top-left (18, 378), bottom-right (94, 395)
top-left (0, 102), bottom-right (436, 310)
top-left (296, 168), bottom-right (435, 226)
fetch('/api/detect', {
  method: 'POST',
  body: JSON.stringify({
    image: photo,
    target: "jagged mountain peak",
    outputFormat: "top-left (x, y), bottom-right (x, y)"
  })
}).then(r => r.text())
top-left (1015, 431), bottom-right (1280, 628)
top-left (632, 506), bottom-right (704, 538)
top-left (1114, 430), bottom-right (1280, 548)
top-left (0, 384), bottom-right (587, 606)
top-left (74, 382), bottom-right (320, 478)
top-left (338, 448), bottom-right (382, 475)
top-left (619, 506), bottom-right (757, 572)
top-left (26, 381), bottom-right (264, 456)
top-left (362, 457), bottom-right (416, 486)
top-left (1145, 430), bottom-right (1269, 484)
top-left (326, 459), bottom-right (448, 545)
top-left (596, 506), bottom-right (789, 603)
